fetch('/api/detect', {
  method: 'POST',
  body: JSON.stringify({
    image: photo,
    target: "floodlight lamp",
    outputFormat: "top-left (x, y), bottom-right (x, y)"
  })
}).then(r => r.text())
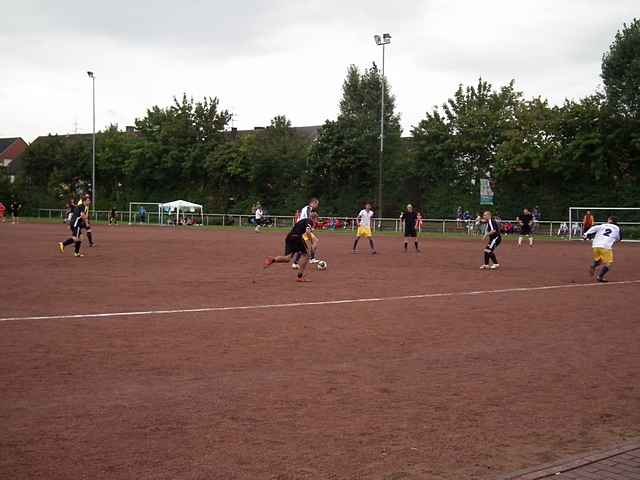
top-left (374, 35), bottom-right (382, 45)
top-left (87, 71), bottom-right (94, 78)
top-left (383, 33), bottom-right (391, 43)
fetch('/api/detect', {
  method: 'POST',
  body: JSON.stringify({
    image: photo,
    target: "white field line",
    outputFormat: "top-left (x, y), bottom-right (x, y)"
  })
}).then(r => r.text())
top-left (1, 279), bottom-right (639, 324)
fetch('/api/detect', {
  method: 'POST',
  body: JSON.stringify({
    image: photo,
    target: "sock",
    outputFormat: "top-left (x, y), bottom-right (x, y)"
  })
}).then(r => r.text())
top-left (74, 241), bottom-right (81, 254)
top-left (368, 239), bottom-right (375, 250)
top-left (490, 253), bottom-right (498, 264)
top-left (353, 238), bottom-right (359, 250)
top-left (591, 260), bottom-right (601, 269)
top-left (292, 252), bottom-right (301, 264)
top-left (404, 242), bottom-right (408, 251)
top-left (87, 231), bottom-right (93, 245)
top-left (414, 241), bottom-right (419, 251)
top-left (518, 237), bottom-right (522, 245)
top-left (62, 238), bottom-right (74, 247)
top-left (484, 252), bottom-right (490, 265)
top-left (529, 237), bottom-right (533, 246)
top-left (297, 272), bottom-right (303, 278)
top-left (599, 266), bottom-right (609, 279)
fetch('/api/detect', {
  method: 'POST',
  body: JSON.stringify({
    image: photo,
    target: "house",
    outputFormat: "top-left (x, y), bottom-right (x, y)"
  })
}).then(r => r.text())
top-left (226, 125), bottom-right (322, 142)
top-left (0, 137), bottom-right (28, 183)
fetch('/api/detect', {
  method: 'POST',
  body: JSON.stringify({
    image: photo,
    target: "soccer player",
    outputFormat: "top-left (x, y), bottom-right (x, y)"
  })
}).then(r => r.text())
top-left (264, 212), bottom-right (319, 282)
top-left (293, 197), bottom-right (320, 267)
top-left (584, 216), bottom-right (621, 283)
top-left (400, 204), bottom-right (420, 252)
top-left (109, 207), bottom-right (117, 225)
top-left (480, 210), bottom-right (501, 270)
top-left (582, 210), bottom-right (595, 234)
top-left (10, 200), bottom-right (21, 224)
top-left (58, 201), bottom-right (87, 257)
top-left (78, 195), bottom-right (95, 246)
top-left (517, 208), bottom-right (534, 247)
top-left (254, 203), bottom-right (264, 232)
top-left (352, 203), bottom-right (376, 254)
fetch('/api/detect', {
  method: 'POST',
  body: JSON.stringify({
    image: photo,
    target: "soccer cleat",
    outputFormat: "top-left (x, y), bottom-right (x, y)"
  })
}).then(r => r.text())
top-left (596, 276), bottom-right (608, 283)
top-left (309, 258), bottom-right (320, 264)
top-left (89, 243), bottom-right (95, 247)
top-left (263, 256), bottom-right (275, 268)
top-left (370, 250), bottom-right (377, 255)
top-left (480, 265), bottom-right (490, 270)
top-left (296, 277), bottom-right (311, 283)
top-left (58, 242), bottom-right (64, 254)
top-left (490, 264), bottom-right (500, 270)
top-left (291, 263), bottom-right (300, 270)
top-left (74, 253), bottom-right (84, 258)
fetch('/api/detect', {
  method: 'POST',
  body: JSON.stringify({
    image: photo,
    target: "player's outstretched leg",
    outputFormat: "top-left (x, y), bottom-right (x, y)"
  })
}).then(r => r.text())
top-left (589, 260), bottom-right (601, 277)
top-left (87, 230), bottom-right (94, 247)
top-left (596, 264), bottom-right (611, 283)
top-left (296, 255), bottom-right (311, 283)
top-left (58, 238), bottom-right (74, 253)
top-left (264, 254), bottom-right (291, 268)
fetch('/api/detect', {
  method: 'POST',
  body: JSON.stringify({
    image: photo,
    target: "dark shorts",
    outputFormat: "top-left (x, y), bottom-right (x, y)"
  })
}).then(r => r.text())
top-left (70, 223), bottom-right (83, 238)
top-left (404, 228), bottom-right (417, 238)
top-left (485, 235), bottom-right (502, 252)
top-left (520, 224), bottom-right (532, 235)
top-left (285, 233), bottom-right (308, 256)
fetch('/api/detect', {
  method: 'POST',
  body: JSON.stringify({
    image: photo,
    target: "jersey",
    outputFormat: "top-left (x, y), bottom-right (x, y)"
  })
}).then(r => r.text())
top-left (290, 218), bottom-right (313, 236)
top-left (519, 213), bottom-right (533, 227)
top-left (585, 223), bottom-right (620, 249)
top-left (357, 209), bottom-right (374, 228)
top-left (300, 205), bottom-right (313, 220)
top-left (255, 208), bottom-right (263, 220)
top-left (70, 204), bottom-right (86, 228)
top-left (486, 218), bottom-right (501, 239)
top-left (401, 211), bottom-right (418, 231)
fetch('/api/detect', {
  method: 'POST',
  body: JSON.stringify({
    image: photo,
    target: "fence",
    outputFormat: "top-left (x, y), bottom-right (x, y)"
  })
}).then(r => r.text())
top-left (37, 208), bottom-right (590, 238)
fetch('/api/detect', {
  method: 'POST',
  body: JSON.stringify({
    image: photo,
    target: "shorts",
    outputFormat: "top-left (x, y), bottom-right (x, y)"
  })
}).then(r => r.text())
top-left (404, 228), bottom-right (417, 238)
top-left (593, 247), bottom-right (614, 265)
top-left (520, 225), bottom-right (532, 236)
top-left (285, 233), bottom-right (308, 256)
top-left (70, 223), bottom-right (83, 238)
top-left (485, 235), bottom-right (502, 252)
top-left (357, 226), bottom-right (372, 238)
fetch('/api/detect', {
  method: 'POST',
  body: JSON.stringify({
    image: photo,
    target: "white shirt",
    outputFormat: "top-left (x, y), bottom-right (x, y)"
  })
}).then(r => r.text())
top-left (300, 205), bottom-right (312, 219)
top-left (585, 223), bottom-right (621, 249)
top-left (357, 209), bottom-right (374, 228)
top-left (255, 208), bottom-right (263, 220)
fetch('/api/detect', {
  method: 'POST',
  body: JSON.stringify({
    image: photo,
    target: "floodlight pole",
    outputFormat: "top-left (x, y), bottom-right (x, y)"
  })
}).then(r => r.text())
top-left (87, 71), bottom-right (96, 210)
top-left (374, 33), bottom-right (391, 221)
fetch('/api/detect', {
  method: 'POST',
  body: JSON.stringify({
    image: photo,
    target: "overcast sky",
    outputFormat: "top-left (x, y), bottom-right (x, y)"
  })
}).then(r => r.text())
top-left (1, 0), bottom-right (637, 142)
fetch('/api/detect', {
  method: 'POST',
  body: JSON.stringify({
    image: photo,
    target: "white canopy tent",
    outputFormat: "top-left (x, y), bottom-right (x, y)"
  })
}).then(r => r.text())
top-left (160, 200), bottom-right (204, 225)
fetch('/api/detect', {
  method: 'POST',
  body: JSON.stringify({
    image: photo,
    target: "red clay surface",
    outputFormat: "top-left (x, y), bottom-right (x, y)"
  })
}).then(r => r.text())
top-left (1, 223), bottom-right (639, 480)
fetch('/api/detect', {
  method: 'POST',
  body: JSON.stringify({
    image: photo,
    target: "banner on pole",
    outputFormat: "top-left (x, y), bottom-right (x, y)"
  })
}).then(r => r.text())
top-left (480, 178), bottom-right (494, 205)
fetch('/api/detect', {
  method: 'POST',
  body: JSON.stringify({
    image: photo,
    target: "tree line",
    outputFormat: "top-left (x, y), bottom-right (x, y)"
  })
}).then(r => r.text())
top-left (4, 19), bottom-right (639, 220)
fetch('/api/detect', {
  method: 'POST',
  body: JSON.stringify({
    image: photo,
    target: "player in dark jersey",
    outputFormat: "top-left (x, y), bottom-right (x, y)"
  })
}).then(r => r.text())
top-left (264, 212), bottom-right (319, 282)
top-left (58, 202), bottom-right (87, 257)
top-left (517, 208), bottom-right (534, 247)
top-left (400, 204), bottom-right (420, 252)
top-left (480, 210), bottom-right (501, 270)
top-left (78, 195), bottom-right (95, 246)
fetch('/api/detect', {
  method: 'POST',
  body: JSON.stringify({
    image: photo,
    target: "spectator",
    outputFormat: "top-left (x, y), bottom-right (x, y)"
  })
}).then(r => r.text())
top-left (463, 210), bottom-right (471, 221)
top-left (254, 203), bottom-right (264, 232)
top-left (109, 207), bottom-right (117, 225)
top-left (456, 206), bottom-right (463, 227)
top-left (0, 201), bottom-right (5, 222)
top-left (416, 212), bottom-right (423, 232)
top-left (558, 222), bottom-right (569, 236)
top-left (139, 205), bottom-right (147, 223)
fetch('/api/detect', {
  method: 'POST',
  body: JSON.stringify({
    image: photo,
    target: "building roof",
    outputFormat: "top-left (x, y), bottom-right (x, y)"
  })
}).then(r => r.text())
top-left (0, 138), bottom-right (19, 154)
top-left (228, 125), bottom-right (322, 141)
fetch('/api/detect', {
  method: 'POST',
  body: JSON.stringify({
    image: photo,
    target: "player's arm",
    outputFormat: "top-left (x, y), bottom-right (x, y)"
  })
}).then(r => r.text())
top-left (583, 225), bottom-right (600, 240)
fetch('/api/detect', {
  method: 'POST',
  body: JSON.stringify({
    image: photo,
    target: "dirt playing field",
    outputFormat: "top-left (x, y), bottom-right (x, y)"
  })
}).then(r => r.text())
top-left (1, 223), bottom-right (639, 480)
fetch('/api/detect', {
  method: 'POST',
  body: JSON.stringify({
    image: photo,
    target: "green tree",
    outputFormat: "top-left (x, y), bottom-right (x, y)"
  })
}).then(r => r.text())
top-left (309, 64), bottom-right (402, 215)
top-left (602, 18), bottom-right (640, 118)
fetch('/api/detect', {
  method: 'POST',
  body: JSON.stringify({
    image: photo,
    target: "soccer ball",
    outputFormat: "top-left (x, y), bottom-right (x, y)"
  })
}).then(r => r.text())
top-left (316, 260), bottom-right (328, 271)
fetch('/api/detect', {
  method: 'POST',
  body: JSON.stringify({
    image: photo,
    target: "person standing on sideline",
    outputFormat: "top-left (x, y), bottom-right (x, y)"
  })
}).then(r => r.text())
top-left (400, 204), bottom-right (420, 253)
top-left (517, 208), bottom-right (535, 247)
top-left (352, 203), bottom-right (376, 254)
top-left (0, 201), bottom-right (6, 223)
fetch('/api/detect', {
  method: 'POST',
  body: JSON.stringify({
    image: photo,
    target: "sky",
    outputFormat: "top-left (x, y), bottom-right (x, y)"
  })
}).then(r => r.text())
top-left (1, 0), bottom-right (637, 142)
